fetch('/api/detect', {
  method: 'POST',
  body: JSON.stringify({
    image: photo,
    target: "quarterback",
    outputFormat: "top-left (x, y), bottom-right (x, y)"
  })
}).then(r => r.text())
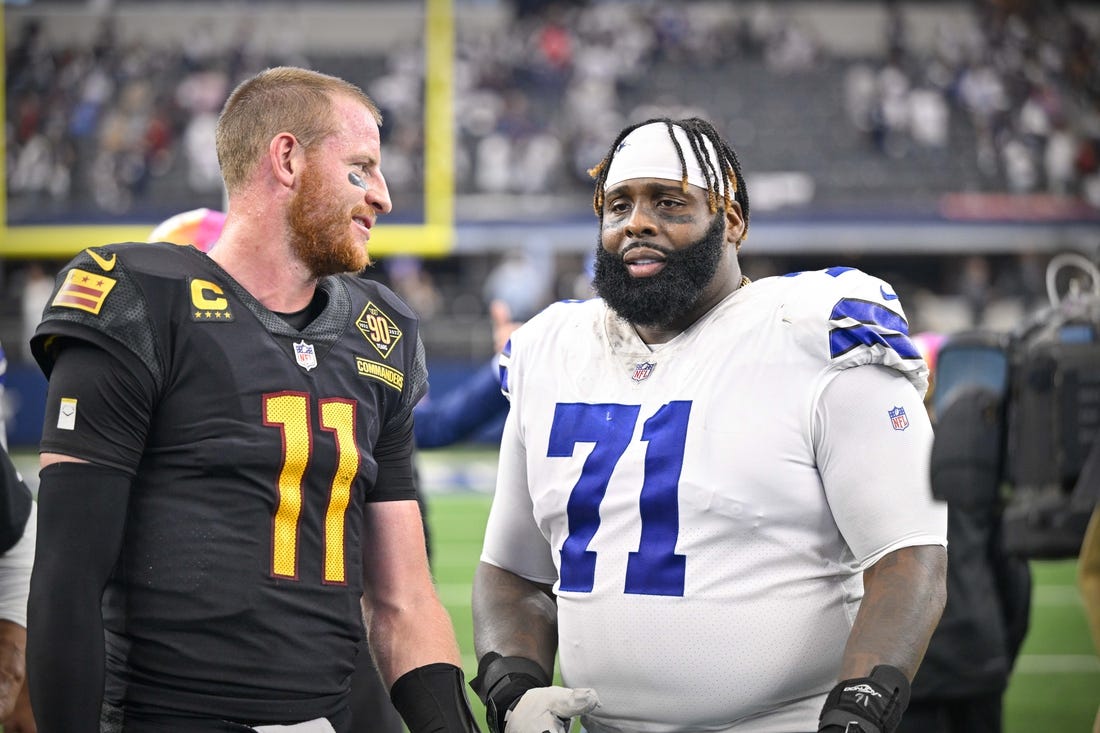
top-left (471, 118), bottom-right (947, 733)
top-left (27, 67), bottom-right (478, 733)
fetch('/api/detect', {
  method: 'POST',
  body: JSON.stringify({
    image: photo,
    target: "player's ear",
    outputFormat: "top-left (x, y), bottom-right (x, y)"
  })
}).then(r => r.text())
top-left (724, 201), bottom-right (745, 247)
top-left (268, 132), bottom-right (302, 188)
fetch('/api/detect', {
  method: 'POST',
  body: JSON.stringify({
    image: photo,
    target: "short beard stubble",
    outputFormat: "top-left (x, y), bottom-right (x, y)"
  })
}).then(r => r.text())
top-left (287, 161), bottom-right (371, 278)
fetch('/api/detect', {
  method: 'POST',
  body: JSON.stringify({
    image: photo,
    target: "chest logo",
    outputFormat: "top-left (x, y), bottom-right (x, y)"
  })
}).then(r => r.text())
top-left (356, 302), bottom-right (403, 359)
top-left (631, 361), bottom-right (656, 382)
top-left (294, 340), bottom-right (318, 371)
top-left (189, 278), bottom-right (234, 321)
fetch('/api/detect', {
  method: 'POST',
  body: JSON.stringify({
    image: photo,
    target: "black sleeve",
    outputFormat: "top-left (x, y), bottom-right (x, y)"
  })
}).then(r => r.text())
top-left (28, 461), bottom-right (131, 733)
top-left (39, 339), bottom-right (155, 474)
top-left (370, 409), bottom-right (418, 503)
top-left (0, 448), bottom-right (32, 554)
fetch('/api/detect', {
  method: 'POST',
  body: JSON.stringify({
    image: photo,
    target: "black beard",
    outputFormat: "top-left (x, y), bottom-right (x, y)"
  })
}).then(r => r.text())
top-left (592, 212), bottom-right (726, 328)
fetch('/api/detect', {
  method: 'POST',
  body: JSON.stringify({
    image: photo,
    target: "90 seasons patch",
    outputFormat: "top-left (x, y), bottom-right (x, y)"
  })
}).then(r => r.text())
top-left (357, 302), bottom-right (403, 359)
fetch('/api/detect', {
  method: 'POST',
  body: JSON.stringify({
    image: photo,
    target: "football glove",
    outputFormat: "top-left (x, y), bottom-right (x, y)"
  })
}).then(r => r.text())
top-left (470, 653), bottom-right (599, 733)
top-left (817, 664), bottom-right (911, 733)
top-left (504, 685), bottom-right (600, 733)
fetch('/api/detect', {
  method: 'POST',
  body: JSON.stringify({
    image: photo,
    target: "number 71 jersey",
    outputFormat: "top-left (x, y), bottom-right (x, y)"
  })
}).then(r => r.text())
top-left (481, 268), bottom-right (938, 732)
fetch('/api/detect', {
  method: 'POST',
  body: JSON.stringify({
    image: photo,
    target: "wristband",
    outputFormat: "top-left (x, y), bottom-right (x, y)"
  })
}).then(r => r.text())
top-left (390, 662), bottom-right (480, 733)
top-left (470, 652), bottom-right (551, 733)
top-left (818, 664), bottom-right (911, 733)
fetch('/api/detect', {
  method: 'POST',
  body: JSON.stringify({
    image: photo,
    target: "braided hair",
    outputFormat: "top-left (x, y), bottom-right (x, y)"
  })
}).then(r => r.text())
top-left (588, 117), bottom-right (750, 239)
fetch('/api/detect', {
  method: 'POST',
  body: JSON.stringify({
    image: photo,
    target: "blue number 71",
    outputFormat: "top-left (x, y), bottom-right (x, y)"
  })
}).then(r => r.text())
top-left (547, 401), bottom-right (691, 597)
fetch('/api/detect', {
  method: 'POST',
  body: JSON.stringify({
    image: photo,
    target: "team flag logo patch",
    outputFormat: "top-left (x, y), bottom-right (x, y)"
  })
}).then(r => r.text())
top-left (293, 340), bottom-right (318, 371)
top-left (52, 268), bottom-right (117, 315)
top-left (632, 361), bottom-right (656, 382)
top-left (889, 406), bottom-right (910, 431)
top-left (356, 302), bottom-right (403, 359)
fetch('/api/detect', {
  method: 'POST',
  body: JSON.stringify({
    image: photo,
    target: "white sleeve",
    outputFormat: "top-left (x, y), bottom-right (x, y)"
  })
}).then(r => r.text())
top-left (814, 365), bottom-right (947, 568)
top-left (480, 407), bottom-right (558, 584)
top-left (0, 502), bottom-right (35, 627)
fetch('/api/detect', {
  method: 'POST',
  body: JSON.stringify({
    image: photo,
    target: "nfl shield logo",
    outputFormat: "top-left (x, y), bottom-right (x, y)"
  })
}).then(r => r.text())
top-left (889, 406), bottom-right (909, 431)
top-left (294, 340), bottom-right (318, 371)
top-left (631, 361), bottom-right (656, 382)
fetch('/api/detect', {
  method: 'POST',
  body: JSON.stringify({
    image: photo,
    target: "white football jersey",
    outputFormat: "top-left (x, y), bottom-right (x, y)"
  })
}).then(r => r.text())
top-left (481, 267), bottom-right (947, 733)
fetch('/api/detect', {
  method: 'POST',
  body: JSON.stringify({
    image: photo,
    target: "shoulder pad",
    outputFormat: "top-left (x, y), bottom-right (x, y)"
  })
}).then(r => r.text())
top-left (781, 267), bottom-right (929, 396)
top-left (29, 243), bottom-right (185, 386)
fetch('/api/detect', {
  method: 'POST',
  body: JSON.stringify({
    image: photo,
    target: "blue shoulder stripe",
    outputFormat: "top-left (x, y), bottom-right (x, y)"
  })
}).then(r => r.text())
top-left (828, 298), bottom-right (920, 359)
top-left (782, 266), bottom-right (855, 278)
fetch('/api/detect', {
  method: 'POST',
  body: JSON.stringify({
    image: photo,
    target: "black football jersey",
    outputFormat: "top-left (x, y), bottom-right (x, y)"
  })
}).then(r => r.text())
top-left (31, 242), bottom-right (427, 720)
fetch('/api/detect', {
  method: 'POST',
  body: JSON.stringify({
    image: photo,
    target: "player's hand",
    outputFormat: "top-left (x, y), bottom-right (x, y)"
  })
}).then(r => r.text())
top-left (489, 299), bottom-right (522, 355)
top-left (503, 686), bottom-right (599, 733)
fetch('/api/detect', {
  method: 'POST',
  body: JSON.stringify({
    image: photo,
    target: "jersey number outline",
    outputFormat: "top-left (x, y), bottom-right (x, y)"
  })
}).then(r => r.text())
top-left (263, 392), bottom-right (359, 584)
top-left (548, 401), bottom-right (690, 597)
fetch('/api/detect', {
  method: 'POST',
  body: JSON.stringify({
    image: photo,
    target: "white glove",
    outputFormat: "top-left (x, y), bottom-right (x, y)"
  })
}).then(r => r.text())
top-left (504, 686), bottom-right (600, 733)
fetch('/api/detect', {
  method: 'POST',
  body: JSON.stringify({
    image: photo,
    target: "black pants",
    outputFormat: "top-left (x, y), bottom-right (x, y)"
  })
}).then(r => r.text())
top-left (897, 693), bottom-right (1004, 733)
top-left (348, 644), bottom-right (404, 733)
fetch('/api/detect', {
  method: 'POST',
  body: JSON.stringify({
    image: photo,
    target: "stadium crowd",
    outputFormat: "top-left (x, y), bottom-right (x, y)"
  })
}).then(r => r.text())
top-left (7, 0), bottom-right (1100, 224)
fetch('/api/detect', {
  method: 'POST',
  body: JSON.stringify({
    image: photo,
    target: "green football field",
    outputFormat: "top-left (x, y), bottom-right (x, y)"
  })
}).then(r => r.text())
top-left (8, 448), bottom-right (1098, 730)
top-left (419, 449), bottom-right (1100, 733)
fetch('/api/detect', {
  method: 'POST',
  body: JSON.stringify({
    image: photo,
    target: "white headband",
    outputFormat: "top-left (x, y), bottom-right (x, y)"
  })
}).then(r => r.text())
top-left (603, 122), bottom-right (726, 191)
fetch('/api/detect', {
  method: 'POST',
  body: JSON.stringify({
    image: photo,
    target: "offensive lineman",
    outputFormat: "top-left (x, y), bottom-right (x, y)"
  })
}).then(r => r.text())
top-left (470, 118), bottom-right (948, 733)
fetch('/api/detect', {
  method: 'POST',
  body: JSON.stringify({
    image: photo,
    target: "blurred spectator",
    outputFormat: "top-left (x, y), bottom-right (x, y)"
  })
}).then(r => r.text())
top-left (384, 256), bottom-right (443, 319)
top-left (959, 255), bottom-right (993, 326)
top-left (148, 207), bottom-right (226, 251)
top-left (482, 248), bottom-right (554, 322)
top-left (909, 85), bottom-right (950, 148)
top-left (177, 69), bottom-right (229, 194)
top-left (20, 264), bottom-right (55, 363)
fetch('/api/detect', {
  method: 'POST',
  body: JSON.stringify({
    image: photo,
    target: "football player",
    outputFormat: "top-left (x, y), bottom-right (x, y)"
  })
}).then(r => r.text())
top-left (0, 445), bottom-right (35, 723)
top-left (471, 118), bottom-right (948, 733)
top-left (28, 67), bottom-right (479, 733)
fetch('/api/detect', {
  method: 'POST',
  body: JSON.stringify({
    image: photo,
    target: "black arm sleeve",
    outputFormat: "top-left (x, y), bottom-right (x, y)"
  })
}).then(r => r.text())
top-left (371, 409), bottom-right (417, 502)
top-left (28, 461), bottom-right (131, 733)
top-left (38, 339), bottom-right (155, 474)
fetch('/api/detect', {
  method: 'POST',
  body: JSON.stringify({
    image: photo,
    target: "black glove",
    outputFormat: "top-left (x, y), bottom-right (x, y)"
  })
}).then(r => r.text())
top-left (470, 652), bottom-right (550, 733)
top-left (817, 664), bottom-right (911, 733)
